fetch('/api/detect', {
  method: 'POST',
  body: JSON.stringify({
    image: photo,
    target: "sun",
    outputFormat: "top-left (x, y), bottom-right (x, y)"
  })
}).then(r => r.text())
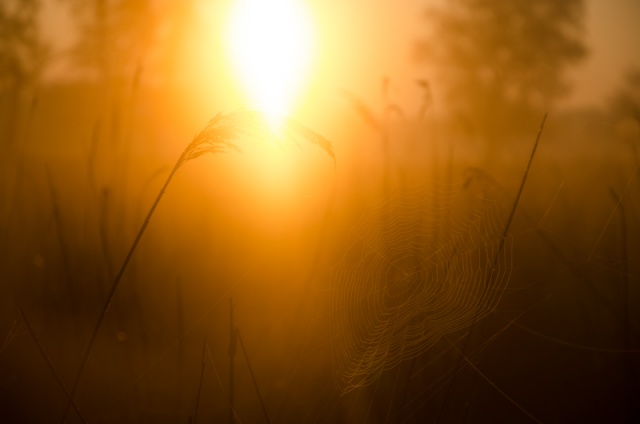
top-left (226, 0), bottom-right (315, 128)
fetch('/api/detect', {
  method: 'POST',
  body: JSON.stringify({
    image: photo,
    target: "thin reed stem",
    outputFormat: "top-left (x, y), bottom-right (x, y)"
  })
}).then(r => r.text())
top-left (59, 110), bottom-right (332, 423)
top-left (61, 154), bottom-right (183, 423)
top-left (436, 113), bottom-right (547, 419)
top-left (193, 338), bottom-right (208, 424)
top-left (236, 328), bottom-right (271, 424)
top-left (20, 308), bottom-right (87, 423)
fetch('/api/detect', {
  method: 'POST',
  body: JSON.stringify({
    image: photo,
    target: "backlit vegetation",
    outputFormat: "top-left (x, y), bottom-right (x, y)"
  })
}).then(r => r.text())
top-left (1, 1), bottom-right (639, 423)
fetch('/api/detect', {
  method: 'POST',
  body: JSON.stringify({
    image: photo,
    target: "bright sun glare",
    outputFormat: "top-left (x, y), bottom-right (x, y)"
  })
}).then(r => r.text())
top-left (226, 0), bottom-right (314, 128)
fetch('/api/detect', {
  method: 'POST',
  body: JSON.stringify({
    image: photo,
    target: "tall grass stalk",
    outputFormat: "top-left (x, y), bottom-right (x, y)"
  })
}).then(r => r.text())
top-left (436, 113), bottom-right (547, 420)
top-left (60, 110), bottom-right (333, 423)
top-left (236, 327), bottom-right (271, 424)
top-left (192, 338), bottom-right (207, 424)
top-left (588, 162), bottom-right (640, 260)
top-left (609, 189), bottom-right (630, 348)
top-left (205, 342), bottom-right (241, 422)
top-left (46, 167), bottom-right (77, 313)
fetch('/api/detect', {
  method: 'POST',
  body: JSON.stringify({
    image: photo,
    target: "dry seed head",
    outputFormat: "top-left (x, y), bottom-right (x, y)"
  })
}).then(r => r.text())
top-left (179, 109), bottom-right (335, 167)
top-left (285, 117), bottom-right (336, 164)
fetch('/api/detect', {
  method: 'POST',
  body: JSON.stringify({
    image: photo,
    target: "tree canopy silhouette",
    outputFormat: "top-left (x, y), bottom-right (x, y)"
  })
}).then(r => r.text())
top-left (608, 68), bottom-right (640, 144)
top-left (610, 69), bottom-right (640, 120)
top-left (415, 0), bottom-right (587, 142)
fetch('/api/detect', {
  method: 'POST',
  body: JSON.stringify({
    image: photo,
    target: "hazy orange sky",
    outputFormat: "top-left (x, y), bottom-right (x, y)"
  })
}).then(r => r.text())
top-left (40, 0), bottom-right (640, 110)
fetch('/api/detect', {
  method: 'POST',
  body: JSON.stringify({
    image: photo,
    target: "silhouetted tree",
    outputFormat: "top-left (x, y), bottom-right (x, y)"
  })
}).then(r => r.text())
top-left (610, 69), bottom-right (640, 121)
top-left (0, 0), bottom-right (48, 146)
top-left (608, 68), bottom-right (640, 146)
top-left (415, 0), bottom-right (587, 143)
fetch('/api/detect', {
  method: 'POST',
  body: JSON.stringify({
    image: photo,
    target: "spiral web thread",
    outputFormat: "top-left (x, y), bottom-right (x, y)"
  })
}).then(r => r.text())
top-left (330, 181), bottom-right (513, 393)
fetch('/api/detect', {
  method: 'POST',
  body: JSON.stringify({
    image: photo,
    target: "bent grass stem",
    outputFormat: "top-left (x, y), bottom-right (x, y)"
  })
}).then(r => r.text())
top-left (60, 110), bottom-right (333, 423)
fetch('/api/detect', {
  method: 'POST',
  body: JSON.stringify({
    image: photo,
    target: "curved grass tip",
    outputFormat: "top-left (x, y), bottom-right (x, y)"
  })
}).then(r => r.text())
top-left (179, 110), bottom-right (335, 168)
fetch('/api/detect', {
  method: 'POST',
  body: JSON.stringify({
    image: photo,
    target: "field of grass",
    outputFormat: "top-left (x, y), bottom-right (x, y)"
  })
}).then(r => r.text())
top-left (1, 81), bottom-right (639, 423)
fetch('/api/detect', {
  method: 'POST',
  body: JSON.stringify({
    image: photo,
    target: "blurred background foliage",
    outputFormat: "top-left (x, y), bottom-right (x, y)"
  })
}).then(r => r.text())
top-left (415, 0), bottom-right (588, 144)
top-left (0, 0), bottom-right (48, 146)
top-left (60, 0), bottom-right (161, 85)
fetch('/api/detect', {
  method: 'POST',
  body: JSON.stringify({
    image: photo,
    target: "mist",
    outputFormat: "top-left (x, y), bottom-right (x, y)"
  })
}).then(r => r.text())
top-left (1, 1), bottom-right (639, 422)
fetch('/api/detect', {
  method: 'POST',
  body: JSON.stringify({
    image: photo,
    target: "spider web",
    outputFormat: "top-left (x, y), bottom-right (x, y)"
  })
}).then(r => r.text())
top-left (330, 180), bottom-right (513, 393)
